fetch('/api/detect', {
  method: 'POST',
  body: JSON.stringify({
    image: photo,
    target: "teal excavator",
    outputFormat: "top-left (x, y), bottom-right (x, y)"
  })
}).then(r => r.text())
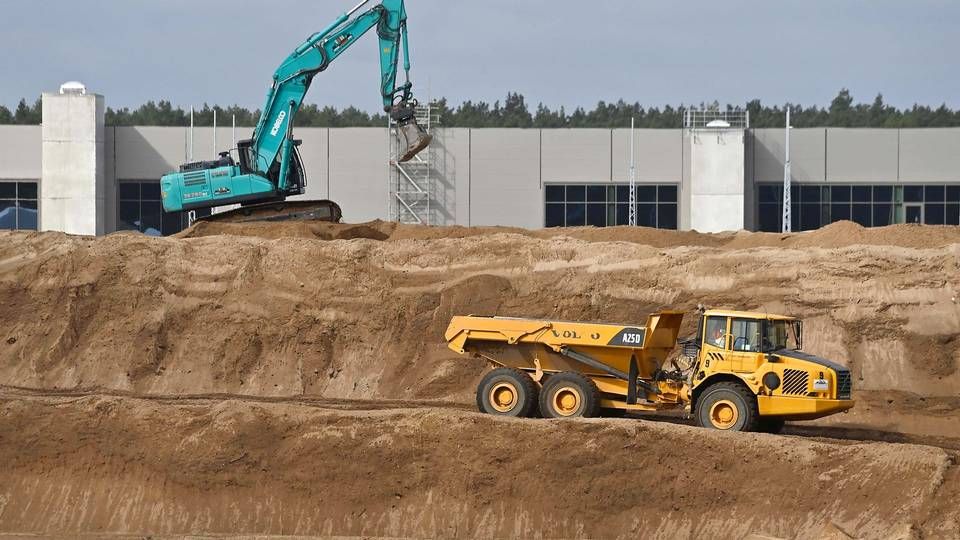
top-left (160, 0), bottom-right (431, 223)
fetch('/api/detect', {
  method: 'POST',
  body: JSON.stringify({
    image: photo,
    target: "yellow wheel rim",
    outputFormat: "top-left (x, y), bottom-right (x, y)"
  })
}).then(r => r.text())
top-left (552, 386), bottom-right (582, 417)
top-left (489, 382), bottom-right (519, 413)
top-left (709, 399), bottom-right (739, 429)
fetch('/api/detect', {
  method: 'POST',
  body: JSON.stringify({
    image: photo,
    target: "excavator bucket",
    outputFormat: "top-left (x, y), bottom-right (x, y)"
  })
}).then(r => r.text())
top-left (391, 102), bottom-right (432, 162)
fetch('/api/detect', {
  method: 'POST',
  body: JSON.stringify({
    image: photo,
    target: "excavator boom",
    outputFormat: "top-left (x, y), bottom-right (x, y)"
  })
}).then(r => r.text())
top-left (159, 0), bottom-right (430, 222)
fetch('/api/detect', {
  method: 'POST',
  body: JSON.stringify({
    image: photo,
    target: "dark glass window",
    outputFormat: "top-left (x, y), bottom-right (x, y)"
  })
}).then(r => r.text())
top-left (0, 201), bottom-right (15, 229)
top-left (586, 185), bottom-right (606, 202)
top-left (566, 185), bottom-right (586, 202)
top-left (545, 185), bottom-right (565, 202)
top-left (925, 185), bottom-right (945, 202)
top-left (18, 182), bottom-right (37, 199)
top-left (947, 186), bottom-right (960, 203)
top-left (658, 185), bottom-right (678, 203)
top-left (873, 186), bottom-right (893, 202)
top-left (18, 201), bottom-right (38, 230)
top-left (565, 203), bottom-right (586, 226)
top-left (873, 204), bottom-right (893, 226)
top-left (758, 185), bottom-right (781, 204)
top-left (831, 186), bottom-right (851, 203)
top-left (757, 203), bottom-right (781, 232)
top-left (586, 204), bottom-right (606, 226)
top-left (801, 185), bottom-right (821, 204)
top-left (544, 183), bottom-right (678, 229)
top-left (615, 204), bottom-right (629, 225)
top-left (903, 185), bottom-right (923, 203)
top-left (947, 204), bottom-right (960, 225)
top-left (852, 186), bottom-right (871, 202)
top-left (118, 180), bottom-right (206, 236)
top-left (831, 204), bottom-right (851, 222)
top-left (636, 185), bottom-right (657, 202)
top-left (658, 204), bottom-right (678, 230)
top-left (925, 204), bottom-right (945, 225)
top-left (852, 204), bottom-right (871, 226)
top-left (119, 183), bottom-right (140, 200)
top-left (545, 203), bottom-right (564, 227)
top-left (0, 181), bottom-right (39, 231)
top-left (800, 204), bottom-right (821, 231)
top-left (636, 204), bottom-right (657, 227)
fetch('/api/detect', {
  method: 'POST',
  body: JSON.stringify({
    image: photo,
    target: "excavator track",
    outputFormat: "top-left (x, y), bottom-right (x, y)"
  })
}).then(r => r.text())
top-left (196, 199), bottom-right (342, 224)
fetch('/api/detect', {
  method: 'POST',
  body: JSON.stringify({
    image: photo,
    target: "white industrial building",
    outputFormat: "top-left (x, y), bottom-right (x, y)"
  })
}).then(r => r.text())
top-left (2, 85), bottom-right (960, 236)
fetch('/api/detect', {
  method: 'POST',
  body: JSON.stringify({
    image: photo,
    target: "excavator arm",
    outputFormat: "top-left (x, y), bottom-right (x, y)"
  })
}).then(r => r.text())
top-left (251, 0), bottom-right (425, 186)
top-left (160, 0), bottom-right (430, 218)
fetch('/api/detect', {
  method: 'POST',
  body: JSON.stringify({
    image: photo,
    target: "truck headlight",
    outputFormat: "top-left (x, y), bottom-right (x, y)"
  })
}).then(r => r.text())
top-left (762, 372), bottom-right (781, 391)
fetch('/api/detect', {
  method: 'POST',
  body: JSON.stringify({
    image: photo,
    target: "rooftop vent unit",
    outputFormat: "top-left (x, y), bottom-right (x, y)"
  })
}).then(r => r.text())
top-left (59, 81), bottom-right (87, 95)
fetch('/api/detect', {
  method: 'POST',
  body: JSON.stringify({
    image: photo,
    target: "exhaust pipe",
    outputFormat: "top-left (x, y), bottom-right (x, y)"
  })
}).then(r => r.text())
top-left (391, 102), bottom-right (432, 162)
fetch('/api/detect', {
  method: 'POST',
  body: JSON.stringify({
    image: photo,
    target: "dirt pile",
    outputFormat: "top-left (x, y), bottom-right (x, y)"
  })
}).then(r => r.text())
top-left (1, 223), bottom-right (958, 402)
top-left (2, 222), bottom-right (960, 538)
top-left (0, 393), bottom-right (956, 539)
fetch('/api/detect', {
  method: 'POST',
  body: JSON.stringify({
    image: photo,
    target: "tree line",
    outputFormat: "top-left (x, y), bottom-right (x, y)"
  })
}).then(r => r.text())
top-left (3, 89), bottom-right (960, 128)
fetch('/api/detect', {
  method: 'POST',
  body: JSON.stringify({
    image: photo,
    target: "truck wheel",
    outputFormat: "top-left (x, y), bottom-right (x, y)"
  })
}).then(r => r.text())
top-left (476, 368), bottom-right (539, 417)
top-left (539, 372), bottom-right (600, 419)
top-left (758, 418), bottom-right (786, 434)
top-left (695, 382), bottom-right (759, 432)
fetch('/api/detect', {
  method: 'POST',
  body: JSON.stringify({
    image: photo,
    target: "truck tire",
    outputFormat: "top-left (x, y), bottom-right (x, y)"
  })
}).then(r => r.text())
top-left (476, 368), bottom-right (539, 418)
top-left (695, 381), bottom-right (759, 432)
top-left (539, 372), bottom-right (600, 419)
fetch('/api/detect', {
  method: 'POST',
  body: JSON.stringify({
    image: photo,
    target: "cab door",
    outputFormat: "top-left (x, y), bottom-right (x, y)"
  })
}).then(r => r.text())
top-left (726, 318), bottom-right (765, 372)
top-left (701, 315), bottom-right (734, 374)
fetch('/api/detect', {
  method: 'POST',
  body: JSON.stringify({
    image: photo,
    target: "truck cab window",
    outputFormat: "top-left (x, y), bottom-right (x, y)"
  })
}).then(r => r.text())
top-left (731, 318), bottom-right (762, 352)
top-left (704, 316), bottom-right (727, 348)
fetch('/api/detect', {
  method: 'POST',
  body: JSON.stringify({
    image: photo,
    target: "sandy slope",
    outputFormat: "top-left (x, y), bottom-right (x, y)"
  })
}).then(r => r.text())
top-left (1, 220), bottom-right (959, 538)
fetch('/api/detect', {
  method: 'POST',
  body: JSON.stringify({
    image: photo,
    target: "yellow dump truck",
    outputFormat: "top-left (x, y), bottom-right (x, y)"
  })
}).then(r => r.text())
top-left (444, 308), bottom-right (853, 432)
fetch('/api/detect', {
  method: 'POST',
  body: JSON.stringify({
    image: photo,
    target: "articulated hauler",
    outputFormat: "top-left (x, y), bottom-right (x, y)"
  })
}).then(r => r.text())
top-left (444, 308), bottom-right (853, 432)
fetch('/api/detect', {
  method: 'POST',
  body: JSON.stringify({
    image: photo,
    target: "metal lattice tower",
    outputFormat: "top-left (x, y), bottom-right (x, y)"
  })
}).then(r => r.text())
top-left (628, 117), bottom-right (637, 226)
top-left (782, 108), bottom-right (792, 233)
top-left (389, 102), bottom-right (439, 224)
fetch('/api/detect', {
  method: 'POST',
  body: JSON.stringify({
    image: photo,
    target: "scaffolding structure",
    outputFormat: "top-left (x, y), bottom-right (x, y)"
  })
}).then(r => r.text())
top-left (388, 101), bottom-right (440, 224)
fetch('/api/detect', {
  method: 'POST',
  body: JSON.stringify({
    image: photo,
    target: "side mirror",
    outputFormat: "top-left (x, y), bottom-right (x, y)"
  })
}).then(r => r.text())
top-left (766, 354), bottom-right (778, 363)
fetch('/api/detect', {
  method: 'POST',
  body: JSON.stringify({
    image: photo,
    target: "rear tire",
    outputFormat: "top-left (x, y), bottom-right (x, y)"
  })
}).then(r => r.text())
top-left (476, 367), bottom-right (539, 418)
top-left (539, 372), bottom-right (600, 419)
top-left (695, 382), bottom-right (759, 432)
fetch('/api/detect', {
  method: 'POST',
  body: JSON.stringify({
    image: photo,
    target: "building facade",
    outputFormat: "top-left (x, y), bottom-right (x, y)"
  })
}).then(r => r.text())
top-left (2, 93), bottom-right (959, 235)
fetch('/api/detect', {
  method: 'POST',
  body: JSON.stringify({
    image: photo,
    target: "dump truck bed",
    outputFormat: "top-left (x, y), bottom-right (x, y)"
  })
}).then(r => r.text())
top-left (445, 312), bottom-right (687, 410)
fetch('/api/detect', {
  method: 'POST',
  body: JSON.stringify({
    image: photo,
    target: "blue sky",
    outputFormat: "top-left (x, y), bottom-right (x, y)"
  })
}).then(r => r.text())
top-left (2, 0), bottom-right (958, 111)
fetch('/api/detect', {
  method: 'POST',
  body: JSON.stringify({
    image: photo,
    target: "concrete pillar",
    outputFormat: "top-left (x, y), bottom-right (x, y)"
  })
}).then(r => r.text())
top-left (687, 128), bottom-right (745, 232)
top-left (41, 89), bottom-right (106, 235)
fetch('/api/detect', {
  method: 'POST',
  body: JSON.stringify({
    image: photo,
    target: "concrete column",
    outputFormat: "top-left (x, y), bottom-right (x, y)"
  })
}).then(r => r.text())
top-left (687, 128), bottom-right (745, 232)
top-left (41, 91), bottom-right (106, 235)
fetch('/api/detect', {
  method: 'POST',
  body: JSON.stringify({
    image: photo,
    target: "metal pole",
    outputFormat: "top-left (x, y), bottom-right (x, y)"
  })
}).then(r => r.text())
top-left (232, 114), bottom-right (236, 149)
top-left (213, 108), bottom-right (217, 155)
top-left (782, 108), bottom-right (792, 233)
top-left (628, 117), bottom-right (637, 227)
top-left (189, 106), bottom-right (194, 161)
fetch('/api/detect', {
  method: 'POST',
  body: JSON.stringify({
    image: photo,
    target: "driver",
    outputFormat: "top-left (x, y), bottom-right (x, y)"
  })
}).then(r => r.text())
top-left (711, 327), bottom-right (725, 347)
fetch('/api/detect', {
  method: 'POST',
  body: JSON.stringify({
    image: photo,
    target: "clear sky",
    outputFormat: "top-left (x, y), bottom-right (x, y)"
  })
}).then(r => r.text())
top-left (2, 0), bottom-right (958, 112)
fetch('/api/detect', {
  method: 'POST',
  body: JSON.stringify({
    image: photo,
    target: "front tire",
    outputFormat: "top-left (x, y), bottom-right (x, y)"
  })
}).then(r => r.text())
top-left (539, 372), bottom-right (600, 419)
top-left (695, 382), bottom-right (759, 432)
top-left (476, 367), bottom-right (539, 417)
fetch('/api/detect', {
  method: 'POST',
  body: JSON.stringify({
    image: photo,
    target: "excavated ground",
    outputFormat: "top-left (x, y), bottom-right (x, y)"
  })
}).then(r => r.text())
top-left (1, 220), bottom-right (959, 538)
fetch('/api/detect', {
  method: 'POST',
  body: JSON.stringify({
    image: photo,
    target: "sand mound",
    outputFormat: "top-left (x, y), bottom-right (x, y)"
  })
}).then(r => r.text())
top-left (2, 223), bottom-right (960, 538)
top-left (0, 394), bottom-right (955, 539)
top-left (1, 224), bottom-right (958, 401)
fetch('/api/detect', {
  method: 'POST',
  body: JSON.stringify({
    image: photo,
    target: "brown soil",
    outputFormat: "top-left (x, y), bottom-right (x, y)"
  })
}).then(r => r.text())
top-left (1, 220), bottom-right (960, 538)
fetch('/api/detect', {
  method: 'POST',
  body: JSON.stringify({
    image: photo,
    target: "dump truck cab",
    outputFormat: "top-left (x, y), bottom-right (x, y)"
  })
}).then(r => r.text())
top-left (688, 309), bottom-right (854, 430)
